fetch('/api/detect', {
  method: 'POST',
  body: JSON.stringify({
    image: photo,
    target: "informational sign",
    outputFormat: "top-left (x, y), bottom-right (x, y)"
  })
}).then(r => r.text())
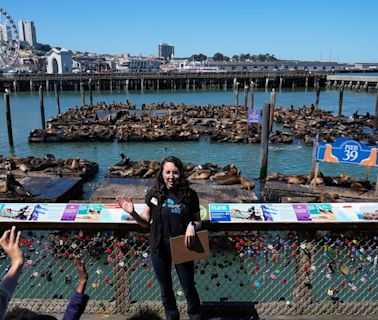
top-left (209, 203), bottom-right (378, 223)
top-left (315, 137), bottom-right (377, 167)
top-left (248, 108), bottom-right (261, 124)
top-left (0, 203), bottom-right (145, 223)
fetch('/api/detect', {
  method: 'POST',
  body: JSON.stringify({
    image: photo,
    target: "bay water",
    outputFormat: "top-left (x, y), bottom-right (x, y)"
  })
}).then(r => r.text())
top-left (0, 88), bottom-right (377, 199)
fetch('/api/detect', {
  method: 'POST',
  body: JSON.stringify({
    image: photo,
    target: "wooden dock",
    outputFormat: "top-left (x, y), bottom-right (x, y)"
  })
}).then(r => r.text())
top-left (0, 176), bottom-right (83, 203)
top-left (262, 180), bottom-right (378, 202)
top-left (91, 178), bottom-right (258, 207)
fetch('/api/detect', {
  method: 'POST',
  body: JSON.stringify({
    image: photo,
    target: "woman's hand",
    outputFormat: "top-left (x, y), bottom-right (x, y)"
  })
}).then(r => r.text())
top-left (116, 195), bottom-right (134, 215)
top-left (185, 223), bottom-right (196, 248)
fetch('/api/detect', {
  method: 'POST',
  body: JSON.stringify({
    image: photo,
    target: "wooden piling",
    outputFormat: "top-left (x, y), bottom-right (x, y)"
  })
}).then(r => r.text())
top-left (338, 85), bottom-right (344, 118)
top-left (4, 91), bottom-right (14, 146)
top-left (88, 79), bottom-right (93, 105)
top-left (243, 85), bottom-right (249, 108)
top-left (315, 86), bottom-right (320, 108)
top-left (39, 86), bottom-right (46, 129)
top-left (375, 91), bottom-right (378, 130)
top-left (80, 82), bottom-right (85, 106)
top-left (250, 81), bottom-right (255, 109)
top-left (54, 83), bottom-right (61, 115)
top-left (235, 83), bottom-right (239, 105)
top-left (269, 89), bottom-right (276, 133)
top-left (259, 103), bottom-right (271, 180)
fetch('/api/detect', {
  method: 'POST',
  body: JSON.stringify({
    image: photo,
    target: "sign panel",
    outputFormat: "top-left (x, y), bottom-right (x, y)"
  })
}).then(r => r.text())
top-left (315, 137), bottom-right (377, 167)
top-left (209, 203), bottom-right (378, 223)
top-left (248, 108), bottom-right (261, 124)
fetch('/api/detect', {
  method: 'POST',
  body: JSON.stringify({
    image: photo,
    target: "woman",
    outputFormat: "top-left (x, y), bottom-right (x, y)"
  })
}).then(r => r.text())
top-left (116, 156), bottom-right (202, 320)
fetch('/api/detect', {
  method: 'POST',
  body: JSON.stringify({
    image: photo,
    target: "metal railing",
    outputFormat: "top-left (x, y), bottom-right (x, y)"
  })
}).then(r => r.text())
top-left (2, 222), bottom-right (377, 317)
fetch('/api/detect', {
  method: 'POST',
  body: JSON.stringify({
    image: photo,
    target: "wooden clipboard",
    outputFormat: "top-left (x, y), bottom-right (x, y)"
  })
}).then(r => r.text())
top-left (170, 230), bottom-right (210, 265)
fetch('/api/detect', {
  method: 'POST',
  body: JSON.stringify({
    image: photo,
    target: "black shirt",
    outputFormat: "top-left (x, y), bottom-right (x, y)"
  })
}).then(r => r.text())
top-left (145, 187), bottom-right (200, 250)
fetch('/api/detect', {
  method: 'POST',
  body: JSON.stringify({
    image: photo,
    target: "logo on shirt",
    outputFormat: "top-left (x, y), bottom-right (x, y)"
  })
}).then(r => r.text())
top-left (162, 198), bottom-right (182, 215)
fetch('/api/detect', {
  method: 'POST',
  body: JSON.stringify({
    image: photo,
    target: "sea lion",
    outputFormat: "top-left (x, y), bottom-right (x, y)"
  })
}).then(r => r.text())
top-left (240, 176), bottom-right (255, 191)
top-left (188, 170), bottom-right (212, 180)
top-left (217, 175), bottom-right (241, 185)
top-left (6, 174), bottom-right (32, 197)
top-left (322, 144), bottom-right (339, 163)
top-left (286, 175), bottom-right (306, 185)
top-left (19, 164), bottom-right (30, 175)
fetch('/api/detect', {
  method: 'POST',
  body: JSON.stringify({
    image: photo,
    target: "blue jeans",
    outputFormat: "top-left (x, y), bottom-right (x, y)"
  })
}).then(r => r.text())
top-left (151, 241), bottom-right (201, 320)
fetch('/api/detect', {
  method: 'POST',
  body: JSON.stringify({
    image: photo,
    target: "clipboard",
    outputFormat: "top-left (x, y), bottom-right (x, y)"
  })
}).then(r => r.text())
top-left (170, 230), bottom-right (210, 265)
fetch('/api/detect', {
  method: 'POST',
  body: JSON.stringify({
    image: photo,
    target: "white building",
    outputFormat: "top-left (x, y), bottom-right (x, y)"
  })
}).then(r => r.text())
top-left (19, 20), bottom-right (37, 47)
top-left (129, 56), bottom-right (161, 72)
top-left (46, 48), bottom-right (72, 74)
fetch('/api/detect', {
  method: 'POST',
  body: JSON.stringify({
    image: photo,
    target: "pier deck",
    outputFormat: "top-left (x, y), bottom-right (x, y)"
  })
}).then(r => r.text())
top-left (91, 178), bottom-right (258, 207)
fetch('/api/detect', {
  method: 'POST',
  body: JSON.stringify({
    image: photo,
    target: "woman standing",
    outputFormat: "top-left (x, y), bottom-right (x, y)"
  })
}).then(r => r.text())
top-left (116, 156), bottom-right (202, 320)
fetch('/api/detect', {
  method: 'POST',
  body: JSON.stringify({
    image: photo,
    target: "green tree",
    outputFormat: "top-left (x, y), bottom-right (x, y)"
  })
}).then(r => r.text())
top-left (190, 54), bottom-right (207, 62)
top-left (213, 52), bottom-right (225, 61)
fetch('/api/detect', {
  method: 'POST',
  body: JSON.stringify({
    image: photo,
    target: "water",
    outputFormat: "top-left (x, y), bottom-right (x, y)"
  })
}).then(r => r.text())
top-left (1, 88), bottom-right (377, 199)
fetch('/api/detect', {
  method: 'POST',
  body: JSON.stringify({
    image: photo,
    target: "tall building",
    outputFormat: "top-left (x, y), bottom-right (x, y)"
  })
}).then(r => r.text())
top-left (158, 43), bottom-right (174, 61)
top-left (19, 20), bottom-right (37, 47)
top-left (0, 24), bottom-right (12, 42)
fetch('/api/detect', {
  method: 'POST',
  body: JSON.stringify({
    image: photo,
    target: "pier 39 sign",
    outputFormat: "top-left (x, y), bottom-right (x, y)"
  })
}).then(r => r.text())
top-left (315, 137), bottom-right (378, 167)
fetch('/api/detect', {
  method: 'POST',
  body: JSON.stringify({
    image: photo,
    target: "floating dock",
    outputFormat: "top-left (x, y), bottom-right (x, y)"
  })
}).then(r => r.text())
top-left (262, 180), bottom-right (378, 202)
top-left (0, 176), bottom-right (83, 203)
top-left (91, 178), bottom-right (258, 207)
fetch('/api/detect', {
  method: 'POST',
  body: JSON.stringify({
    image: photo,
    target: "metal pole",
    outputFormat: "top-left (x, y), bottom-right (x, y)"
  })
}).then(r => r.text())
top-left (89, 78), bottom-right (93, 105)
top-left (235, 83), bottom-right (239, 105)
top-left (250, 82), bottom-right (255, 109)
top-left (39, 86), bottom-right (46, 129)
top-left (54, 83), bottom-right (61, 115)
top-left (4, 91), bottom-right (14, 146)
top-left (259, 103), bottom-right (271, 180)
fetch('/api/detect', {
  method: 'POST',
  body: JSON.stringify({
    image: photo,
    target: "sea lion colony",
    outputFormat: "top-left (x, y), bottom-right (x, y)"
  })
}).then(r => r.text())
top-left (266, 171), bottom-right (374, 193)
top-left (107, 155), bottom-right (255, 191)
top-left (28, 101), bottom-right (292, 144)
top-left (274, 105), bottom-right (377, 145)
top-left (0, 155), bottom-right (98, 181)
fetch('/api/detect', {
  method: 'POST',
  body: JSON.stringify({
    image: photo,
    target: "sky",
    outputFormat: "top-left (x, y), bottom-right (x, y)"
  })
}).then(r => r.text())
top-left (2, 0), bottom-right (378, 63)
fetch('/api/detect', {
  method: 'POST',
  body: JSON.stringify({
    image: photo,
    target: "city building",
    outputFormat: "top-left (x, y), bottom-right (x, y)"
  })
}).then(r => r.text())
top-left (0, 24), bottom-right (12, 42)
top-left (158, 43), bottom-right (174, 61)
top-left (46, 48), bottom-right (72, 74)
top-left (18, 20), bottom-right (37, 47)
top-left (129, 56), bottom-right (161, 72)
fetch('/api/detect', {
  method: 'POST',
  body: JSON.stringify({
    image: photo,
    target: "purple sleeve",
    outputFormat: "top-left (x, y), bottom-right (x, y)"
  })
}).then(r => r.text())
top-left (0, 275), bottom-right (19, 320)
top-left (62, 291), bottom-right (89, 320)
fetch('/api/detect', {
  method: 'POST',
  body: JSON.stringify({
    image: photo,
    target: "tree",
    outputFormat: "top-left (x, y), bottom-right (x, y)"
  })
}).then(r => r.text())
top-left (190, 54), bottom-right (207, 62)
top-left (213, 52), bottom-right (225, 61)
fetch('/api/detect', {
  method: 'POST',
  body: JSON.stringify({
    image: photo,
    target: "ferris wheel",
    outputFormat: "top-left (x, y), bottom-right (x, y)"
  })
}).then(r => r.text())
top-left (0, 7), bottom-right (20, 68)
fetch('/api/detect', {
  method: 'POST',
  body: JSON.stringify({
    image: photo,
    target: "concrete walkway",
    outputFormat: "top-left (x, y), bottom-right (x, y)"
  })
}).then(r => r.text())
top-left (49, 314), bottom-right (378, 320)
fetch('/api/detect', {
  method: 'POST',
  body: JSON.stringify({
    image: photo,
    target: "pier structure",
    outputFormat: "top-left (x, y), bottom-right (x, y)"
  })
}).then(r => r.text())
top-left (0, 71), bottom-right (328, 92)
top-left (326, 74), bottom-right (378, 91)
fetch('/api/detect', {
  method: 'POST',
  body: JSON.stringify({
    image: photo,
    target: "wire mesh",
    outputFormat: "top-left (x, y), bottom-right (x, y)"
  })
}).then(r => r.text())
top-left (0, 229), bottom-right (376, 316)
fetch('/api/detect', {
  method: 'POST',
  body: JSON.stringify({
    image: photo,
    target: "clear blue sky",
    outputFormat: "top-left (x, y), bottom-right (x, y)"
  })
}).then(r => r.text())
top-left (3, 0), bottom-right (378, 62)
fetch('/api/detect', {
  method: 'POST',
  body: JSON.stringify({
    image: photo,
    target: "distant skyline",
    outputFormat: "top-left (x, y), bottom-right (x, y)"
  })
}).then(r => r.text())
top-left (2, 0), bottom-right (378, 62)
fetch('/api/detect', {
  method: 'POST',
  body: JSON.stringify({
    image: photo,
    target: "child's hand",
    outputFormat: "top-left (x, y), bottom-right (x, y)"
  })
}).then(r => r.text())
top-left (0, 226), bottom-right (23, 276)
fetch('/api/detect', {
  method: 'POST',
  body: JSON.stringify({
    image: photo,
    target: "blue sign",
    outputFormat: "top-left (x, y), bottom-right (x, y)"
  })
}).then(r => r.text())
top-left (248, 108), bottom-right (261, 124)
top-left (316, 137), bottom-right (377, 167)
top-left (209, 204), bottom-right (231, 222)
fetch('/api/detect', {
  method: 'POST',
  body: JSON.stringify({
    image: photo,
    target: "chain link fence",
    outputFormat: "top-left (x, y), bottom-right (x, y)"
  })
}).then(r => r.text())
top-left (1, 228), bottom-right (377, 317)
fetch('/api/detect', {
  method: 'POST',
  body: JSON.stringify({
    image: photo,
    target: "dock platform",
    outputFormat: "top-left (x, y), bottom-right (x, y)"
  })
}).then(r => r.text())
top-left (91, 178), bottom-right (258, 207)
top-left (0, 176), bottom-right (83, 203)
top-left (263, 180), bottom-right (378, 202)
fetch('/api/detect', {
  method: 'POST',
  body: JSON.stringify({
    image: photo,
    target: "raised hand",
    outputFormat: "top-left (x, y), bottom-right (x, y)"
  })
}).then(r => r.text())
top-left (116, 195), bottom-right (134, 214)
top-left (0, 226), bottom-right (23, 276)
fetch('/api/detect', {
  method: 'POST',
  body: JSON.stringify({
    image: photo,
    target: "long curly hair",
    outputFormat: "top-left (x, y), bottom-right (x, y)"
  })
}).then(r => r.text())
top-left (154, 156), bottom-right (191, 204)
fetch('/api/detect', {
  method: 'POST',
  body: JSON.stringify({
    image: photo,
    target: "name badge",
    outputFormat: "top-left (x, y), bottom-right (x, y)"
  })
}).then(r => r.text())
top-left (151, 197), bottom-right (158, 206)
